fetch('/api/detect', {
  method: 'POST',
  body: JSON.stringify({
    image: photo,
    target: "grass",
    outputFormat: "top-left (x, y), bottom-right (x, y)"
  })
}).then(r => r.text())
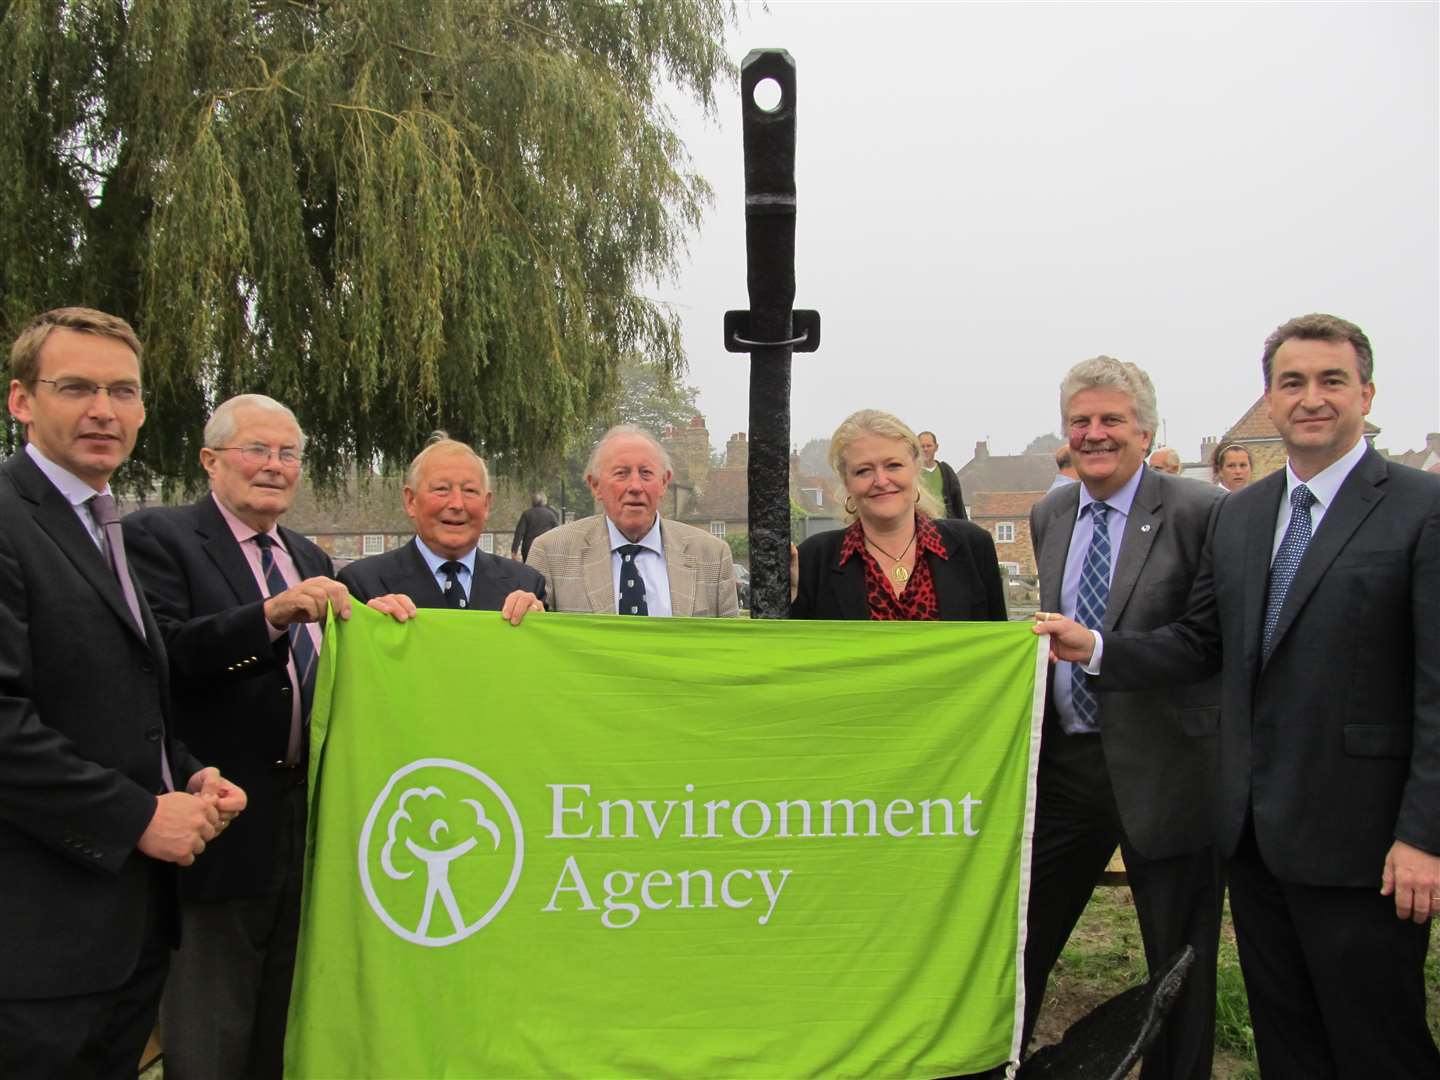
top-left (1032, 882), bottom-right (1440, 1078)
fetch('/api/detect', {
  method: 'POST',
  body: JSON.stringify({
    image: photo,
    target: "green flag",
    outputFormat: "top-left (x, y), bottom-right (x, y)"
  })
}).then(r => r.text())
top-left (287, 606), bottom-right (1045, 1078)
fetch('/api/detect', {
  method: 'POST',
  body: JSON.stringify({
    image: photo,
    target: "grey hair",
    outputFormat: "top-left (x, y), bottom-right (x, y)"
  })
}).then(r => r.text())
top-left (203, 394), bottom-right (306, 451)
top-left (531, 492), bottom-right (548, 506)
top-left (827, 409), bottom-right (945, 521)
top-left (585, 424), bottom-right (673, 481)
top-left (406, 431), bottom-right (489, 492)
top-left (1059, 356), bottom-right (1159, 438)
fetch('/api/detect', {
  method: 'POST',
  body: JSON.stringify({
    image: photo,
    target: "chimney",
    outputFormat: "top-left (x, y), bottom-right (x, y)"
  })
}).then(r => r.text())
top-left (726, 432), bottom-right (748, 472)
top-left (973, 440), bottom-right (989, 461)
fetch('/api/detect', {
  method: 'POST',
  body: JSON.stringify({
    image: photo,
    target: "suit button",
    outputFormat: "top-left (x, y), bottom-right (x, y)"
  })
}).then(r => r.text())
top-left (139, 661), bottom-right (154, 674)
top-left (144, 727), bottom-right (162, 742)
top-left (280, 686), bottom-right (292, 699)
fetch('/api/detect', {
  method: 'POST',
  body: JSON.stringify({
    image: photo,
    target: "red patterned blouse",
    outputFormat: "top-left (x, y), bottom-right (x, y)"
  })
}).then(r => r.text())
top-left (837, 513), bottom-right (950, 621)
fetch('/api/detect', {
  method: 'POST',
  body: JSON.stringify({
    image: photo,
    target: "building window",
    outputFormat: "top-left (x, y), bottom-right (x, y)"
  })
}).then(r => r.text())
top-left (995, 522), bottom-right (1015, 544)
top-left (1000, 562), bottom-right (1021, 577)
top-left (710, 521), bottom-right (727, 538)
top-left (480, 533), bottom-right (494, 554)
top-left (362, 534), bottom-right (384, 556)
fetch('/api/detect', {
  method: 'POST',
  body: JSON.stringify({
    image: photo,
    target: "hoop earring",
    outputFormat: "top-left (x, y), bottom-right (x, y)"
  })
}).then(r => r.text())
top-left (914, 489), bottom-right (921, 504)
top-left (844, 496), bottom-right (858, 515)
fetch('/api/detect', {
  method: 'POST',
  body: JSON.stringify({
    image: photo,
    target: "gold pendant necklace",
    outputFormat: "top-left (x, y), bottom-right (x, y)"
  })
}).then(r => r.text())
top-left (865, 531), bottom-right (917, 585)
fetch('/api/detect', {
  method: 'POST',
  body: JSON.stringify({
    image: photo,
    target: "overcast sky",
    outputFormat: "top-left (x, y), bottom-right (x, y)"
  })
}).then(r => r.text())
top-left (656, 1), bottom-right (1439, 468)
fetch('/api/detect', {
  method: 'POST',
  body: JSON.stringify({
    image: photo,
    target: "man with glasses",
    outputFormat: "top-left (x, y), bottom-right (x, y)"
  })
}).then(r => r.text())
top-left (123, 393), bottom-right (355, 1079)
top-left (1, 307), bottom-right (246, 1078)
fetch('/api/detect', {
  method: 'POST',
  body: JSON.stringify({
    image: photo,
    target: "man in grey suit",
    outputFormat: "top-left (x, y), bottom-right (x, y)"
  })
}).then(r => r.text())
top-left (527, 425), bottom-right (738, 618)
top-left (1024, 357), bottom-right (1224, 1080)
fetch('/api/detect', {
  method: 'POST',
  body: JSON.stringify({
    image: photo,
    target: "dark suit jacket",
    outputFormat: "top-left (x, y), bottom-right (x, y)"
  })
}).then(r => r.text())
top-left (790, 517), bottom-right (1007, 620)
top-left (1032, 467), bottom-right (1224, 859)
top-left (123, 494), bottom-right (333, 901)
top-left (1103, 449), bottom-right (1440, 885)
top-left (937, 460), bottom-right (968, 520)
top-left (0, 451), bottom-right (202, 998)
top-left (339, 539), bottom-right (546, 610)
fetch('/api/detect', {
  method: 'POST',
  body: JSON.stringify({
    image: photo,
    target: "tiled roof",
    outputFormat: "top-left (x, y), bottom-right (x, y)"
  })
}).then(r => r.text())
top-left (969, 490), bottom-right (1047, 518)
top-left (957, 454), bottom-right (1058, 494)
top-left (1223, 397), bottom-right (1381, 443)
top-left (685, 468), bottom-right (748, 522)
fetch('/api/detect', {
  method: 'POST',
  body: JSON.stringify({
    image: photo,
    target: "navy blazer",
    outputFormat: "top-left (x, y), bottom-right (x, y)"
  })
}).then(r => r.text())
top-left (124, 494), bottom-right (334, 901)
top-left (1103, 449), bottom-right (1440, 885)
top-left (339, 538), bottom-right (546, 610)
top-left (790, 516), bottom-right (1007, 621)
top-left (0, 451), bottom-right (202, 998)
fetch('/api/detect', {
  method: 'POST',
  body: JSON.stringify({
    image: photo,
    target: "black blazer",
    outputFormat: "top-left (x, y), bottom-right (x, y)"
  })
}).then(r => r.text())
top-left (790, 516), bottom-right (1007, 621)
top-left (1032, 467), bottom-right (1223, 859)
top-left (937, 460), bottom-right (968, 520)
top-left (124, 494), bottom-right (334, 901)
top-left (1103, 449), bottom-right (1440, 885)
top-left (0, 451), bottom-right (202, 999)
top-left (339, 538), bottom-right (546, 610)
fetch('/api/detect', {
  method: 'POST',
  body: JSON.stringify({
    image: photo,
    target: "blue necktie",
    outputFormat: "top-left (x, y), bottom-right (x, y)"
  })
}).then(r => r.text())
top-left (1262, 484), bottom-right (1316, 657)
top-left (616, 544), bottom-right (649, 616)
top-left (439, 560), bottom-right (467, 609)
top-left (1070, 502), bottom-right (1112, 734)
top-left (253, 534), bottom-right (317, 726)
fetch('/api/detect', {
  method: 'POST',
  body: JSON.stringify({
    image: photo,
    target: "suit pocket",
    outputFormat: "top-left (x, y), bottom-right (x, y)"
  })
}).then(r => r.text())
top-left (1180, 706), bottom-right (1219, 737)
top-left (1343, 724), bottom-right (1412, 758)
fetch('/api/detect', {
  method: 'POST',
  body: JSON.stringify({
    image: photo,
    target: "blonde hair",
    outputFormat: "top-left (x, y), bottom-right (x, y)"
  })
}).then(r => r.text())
top-left (10, 307), bottom-right (142, 389)
top-left (406, 431), bottom-right (489, 492)
top-left (828, 409), bottom-right (944, 521)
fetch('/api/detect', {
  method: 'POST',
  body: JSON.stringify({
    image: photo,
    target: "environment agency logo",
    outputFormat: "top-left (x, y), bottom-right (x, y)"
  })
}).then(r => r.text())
top-left (358, 758), bottom-right (524, 947)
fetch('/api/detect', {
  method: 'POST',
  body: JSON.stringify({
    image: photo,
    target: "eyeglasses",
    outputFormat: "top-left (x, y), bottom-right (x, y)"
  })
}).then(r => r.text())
top-left (36, 378), bottom-right (145, 405)
top-left (212, 444), bottom-right (304, 467)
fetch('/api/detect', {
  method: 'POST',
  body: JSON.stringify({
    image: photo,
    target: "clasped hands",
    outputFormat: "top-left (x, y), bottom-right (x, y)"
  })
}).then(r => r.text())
top-left (137, 766), bottom-right (247, 866)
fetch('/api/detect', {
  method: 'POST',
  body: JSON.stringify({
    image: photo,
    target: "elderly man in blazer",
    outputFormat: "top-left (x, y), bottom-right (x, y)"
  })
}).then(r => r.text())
top-left (1, 308), bottom-right (243, 1079)
top-left (1038, 314), bottom-right (1440, 1078)
top-left (1024, 357), bottom-right (1224, 1080)
top-left (124, 393), bottom-right (354, 1080)
top-left (527, 425), bottom-right (739, 618)
top-left (340, 434), bottom-right (545, 620)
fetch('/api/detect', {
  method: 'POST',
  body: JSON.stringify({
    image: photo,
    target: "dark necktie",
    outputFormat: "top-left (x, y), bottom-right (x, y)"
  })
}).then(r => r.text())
top-left (616, 544), bottom-right (649, 616)
top-left (89, 493), bottom-right (173, 792)
top-left (1070, 501), bottom-right (1112, 734)
top-left (1263, 484), bottom-right (1316, 657)
top-left (253, 534), bottom-right (316, 760)
top-left (439, 560), bottom-right (467, 609)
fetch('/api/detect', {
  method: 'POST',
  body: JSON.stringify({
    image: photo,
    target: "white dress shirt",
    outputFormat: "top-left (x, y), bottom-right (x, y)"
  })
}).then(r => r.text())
top-left (605, 516), bottom-right (672, 617)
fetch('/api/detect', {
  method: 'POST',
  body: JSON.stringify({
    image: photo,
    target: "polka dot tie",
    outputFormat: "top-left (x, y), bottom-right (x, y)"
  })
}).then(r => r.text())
top-left (1070, 501), bottom-right (1111, 734)
top-left (1262, 484), bottom-right (1316, 657)
top-left (616, 544), bottom-right (649, 616)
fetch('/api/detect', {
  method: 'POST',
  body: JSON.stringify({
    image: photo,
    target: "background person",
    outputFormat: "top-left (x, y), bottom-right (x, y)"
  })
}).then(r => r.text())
top-left (341, 434), bottom-right (544, 621)
top-left (1, 308), bottom-right (244, 1079)
top-left (1210, 442), bottom-right (1252, 492)
top-left (1048, 444), bottom-right (1079, 492)
top-left (1147, 446), bottom-right (1182, 475)
top-left (527, 425), bottom-right (738, 617)
top-left (510, 491), bottom-right (560, 562)
top-left (791, 410), bottom-right (1006, 621)
top-left (124, 393), bottom-right (351, 1080)
top-left (1036, 313), bottom-right (1440, 1077)
top-left (916, 429), bottom-right (968, 519)
top-left (1025, 358), bottom-right (1224, 1080)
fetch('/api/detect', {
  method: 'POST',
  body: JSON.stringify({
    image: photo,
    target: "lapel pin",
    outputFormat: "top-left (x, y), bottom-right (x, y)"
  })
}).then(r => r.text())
top-left (1140, 524), bottom-right (1152, 532)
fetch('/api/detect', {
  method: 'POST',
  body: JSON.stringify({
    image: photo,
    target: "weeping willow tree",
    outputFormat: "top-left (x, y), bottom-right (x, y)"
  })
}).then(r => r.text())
top-left (0, 0), bottom-right (732, 489)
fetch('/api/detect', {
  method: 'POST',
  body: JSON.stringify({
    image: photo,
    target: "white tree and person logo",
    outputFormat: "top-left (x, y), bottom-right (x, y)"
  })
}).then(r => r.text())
top-left (359, 759), bottom-right (524, 947)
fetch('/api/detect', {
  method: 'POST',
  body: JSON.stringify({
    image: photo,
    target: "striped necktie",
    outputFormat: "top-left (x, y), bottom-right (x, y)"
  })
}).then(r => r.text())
top-left (1069, 501), bottom-right (1112, 734)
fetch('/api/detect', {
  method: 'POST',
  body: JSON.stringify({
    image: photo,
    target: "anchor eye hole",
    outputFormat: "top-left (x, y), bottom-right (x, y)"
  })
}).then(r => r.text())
top-left (752, 77), bottom-right (783, 113)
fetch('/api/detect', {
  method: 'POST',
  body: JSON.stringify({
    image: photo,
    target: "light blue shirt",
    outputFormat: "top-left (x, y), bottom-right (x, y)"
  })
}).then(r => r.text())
top-left (414, 538), bottom-right (477, 605)
top-left (1272, 436), bottom-right (1367, 561)
top-left (605, 516), bottom-right (671, 617)
top-left (25, 443), bottom-right (108, 550)
top-left (1055, 463), bottom-right (1145, 735)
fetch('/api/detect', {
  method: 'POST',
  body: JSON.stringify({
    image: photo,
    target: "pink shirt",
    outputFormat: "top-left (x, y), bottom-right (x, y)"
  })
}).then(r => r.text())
top-left (211, 494), bottom-right (320, 762)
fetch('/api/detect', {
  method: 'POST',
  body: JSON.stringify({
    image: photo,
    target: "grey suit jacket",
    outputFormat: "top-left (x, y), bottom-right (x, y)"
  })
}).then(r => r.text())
top-left (526, 514), bottom-right (739, 617)
top-left (1032, 465), bottom-right (1224, 859)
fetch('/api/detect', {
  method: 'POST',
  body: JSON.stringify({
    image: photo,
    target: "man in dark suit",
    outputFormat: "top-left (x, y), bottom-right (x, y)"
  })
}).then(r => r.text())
top-left (510, 491), bottom-right (560, 562)
top-left (0, 307), bottom-right (244, 1079)
top-left (341, 434), bottom-right (546, 620)
top-left (917, 430), bottom-right (968, 519)
top-left (125, 393), bottom-right (355, 1080)
top-left (1023, 357), bottom-right (1224, 1080)
top-left (1038, 314), bottom-right (1440, 1077)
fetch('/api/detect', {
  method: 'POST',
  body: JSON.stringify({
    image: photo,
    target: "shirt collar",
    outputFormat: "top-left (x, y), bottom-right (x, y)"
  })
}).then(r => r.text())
top-left (1284, 436), bottom-right (1367, 510)
top-left (1078, 461), bottom-right (1145, 519)
top-left (605, 514), bottom-right (664, 556)
top-left (211, 492), bottom-right (285, 551)
top-left (414, 536), bottom-right (477, 576)
top-left (25, 442), bottom-right (112, 507)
